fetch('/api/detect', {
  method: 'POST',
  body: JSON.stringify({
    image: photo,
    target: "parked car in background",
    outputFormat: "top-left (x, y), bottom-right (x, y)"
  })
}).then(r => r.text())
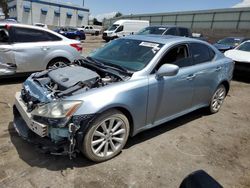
top-left (102, 19), bottom-right (149, 42)
top-left (34, 23), bottom-right (48, 29)
top-left (55, 27), bottom-right (86, 41)
top-left (137, 25), bottom-right (208, 41)
top-left (225, 40), bottom-right (250, 74)
top-left (13, 35), bottom-right (233, 162)
top-left (0, 23), bottom-right (82, 77)
top-left (137, 25), bottom-right (192, 37)
top-left (213, 37), bottom-right (250, 52)
top-left (78, 25), bottom-right (101, 36)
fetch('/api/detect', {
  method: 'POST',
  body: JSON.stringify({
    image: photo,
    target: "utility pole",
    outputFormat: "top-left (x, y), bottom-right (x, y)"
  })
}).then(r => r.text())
top-left (82, 0), bottom-right (84, 7)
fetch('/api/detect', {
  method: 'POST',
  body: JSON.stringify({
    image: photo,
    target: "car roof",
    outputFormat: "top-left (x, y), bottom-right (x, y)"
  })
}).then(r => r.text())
top-left (124, 34), bottom-right (202, 45)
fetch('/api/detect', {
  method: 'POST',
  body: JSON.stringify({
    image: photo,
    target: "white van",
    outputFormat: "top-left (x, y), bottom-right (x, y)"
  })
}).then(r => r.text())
top-left (102, 19), bottom-right (149, 42)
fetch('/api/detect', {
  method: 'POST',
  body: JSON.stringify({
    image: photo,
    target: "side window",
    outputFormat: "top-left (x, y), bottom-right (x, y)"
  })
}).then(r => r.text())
top-left (164, 28), bottom-right (176, 36)
top-left (46, 32), bottom-right (62, 41)
top-left (90, 26), bottom-right (93, 29)
top-left (13, 27), bottom-right (50, 42)
top-left (115, 25), bottom-right (124, 33)
top-left (179, 28), bottom-right (190, 37)
top-left (190, 43), bottom-right (213, 65)
top-left (155, 44), bottom-right (191, 70)
top-left (85, 26), bottom-right (89, 29)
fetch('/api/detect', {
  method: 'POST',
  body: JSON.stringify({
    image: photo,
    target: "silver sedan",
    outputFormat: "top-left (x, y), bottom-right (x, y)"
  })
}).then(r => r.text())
top-left (13, 35), bottom-right (234, 162)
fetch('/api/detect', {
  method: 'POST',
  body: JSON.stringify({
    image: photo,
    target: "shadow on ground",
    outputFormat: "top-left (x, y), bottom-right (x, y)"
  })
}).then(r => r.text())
top-left (9, 108), bottom-right (208, 171)
top-left (0, 76), bottom-right (28, 85)
top-left (233, 73), bottom-right (250, 83)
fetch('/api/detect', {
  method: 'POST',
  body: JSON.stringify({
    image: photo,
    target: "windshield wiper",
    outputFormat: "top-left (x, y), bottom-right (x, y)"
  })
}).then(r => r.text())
top-left (85, 56), bottom-right (105, 67)
top-left (86, 57), bottom-right (133, 75)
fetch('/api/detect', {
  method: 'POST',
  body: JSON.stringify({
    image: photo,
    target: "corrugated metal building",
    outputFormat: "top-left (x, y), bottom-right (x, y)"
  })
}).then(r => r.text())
top-left (103, 7), bottom-right (250, 30)
top-left (7, 0), bottom-right (89, 27)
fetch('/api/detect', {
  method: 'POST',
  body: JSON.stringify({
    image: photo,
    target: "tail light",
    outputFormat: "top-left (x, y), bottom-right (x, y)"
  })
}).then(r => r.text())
top-left (70, 43), bottom-right (82, 52)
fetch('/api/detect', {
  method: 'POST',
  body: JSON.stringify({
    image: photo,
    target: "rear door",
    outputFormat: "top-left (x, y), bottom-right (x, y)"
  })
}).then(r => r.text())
top-left (189, 42), bottom-right (220, 107)
top-left (12, 26), bottom-right (62, 72)
top-left (0, 25), bottom-right (16, 75)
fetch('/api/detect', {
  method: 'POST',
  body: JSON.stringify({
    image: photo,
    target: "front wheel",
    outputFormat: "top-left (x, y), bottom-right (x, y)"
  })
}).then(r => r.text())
top-left (82, 110), bottom-right (130, 162)
top-left (209, 85), bottom-right (227, 114)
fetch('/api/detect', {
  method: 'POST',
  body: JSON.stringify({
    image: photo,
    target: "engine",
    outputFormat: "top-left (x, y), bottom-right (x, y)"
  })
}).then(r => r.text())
top-left (30, 65), bottom-right (122, 99)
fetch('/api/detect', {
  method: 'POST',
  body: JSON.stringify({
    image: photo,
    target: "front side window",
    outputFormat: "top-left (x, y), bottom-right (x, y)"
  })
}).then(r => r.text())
top-left (190, 43), bottom-right (213, 64)
top-left (14, 27), bottom-right (48, 42)
top-left (236, 42), bottom-right (250, 52)
top-left (14, 27), bottom-right (60, 42)
top-left (155, 44), bottom-right (191, 70)
top-left (108, 24), bottom-right (119, 31)
top-left (90, 38), bottom-right (163, 71)
top-left (115, 25), bottom-right (123, 33)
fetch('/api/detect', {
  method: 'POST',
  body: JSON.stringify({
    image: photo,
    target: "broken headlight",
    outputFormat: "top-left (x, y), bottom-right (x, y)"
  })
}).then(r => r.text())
top-left (31, 100), bottom-right (82, 119)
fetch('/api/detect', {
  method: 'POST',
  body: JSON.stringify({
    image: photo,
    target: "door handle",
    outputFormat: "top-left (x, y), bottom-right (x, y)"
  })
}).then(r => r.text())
top-left (186, 74), bottom-right (196, 80)
top-left (215, 66), bottom-right (222, 72)
top-left (41, 46), bottom-right (50, 51)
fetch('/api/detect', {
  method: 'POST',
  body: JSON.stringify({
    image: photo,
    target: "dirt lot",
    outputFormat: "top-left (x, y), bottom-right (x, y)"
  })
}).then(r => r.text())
top-left (0, 36), bottom-right (250, 188)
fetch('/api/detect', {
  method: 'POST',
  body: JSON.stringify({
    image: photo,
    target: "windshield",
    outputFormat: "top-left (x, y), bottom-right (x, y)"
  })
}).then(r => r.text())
top-left (217, 38), bottom-right (242, 46)
top-left (237, 42), bottom-right (250, 52)
top-left (108, 24), bottom-right (119, 31)
top-left (137, 26), bottom-right (167, 35)
top-left (89, 38), bottom-right (163, 71)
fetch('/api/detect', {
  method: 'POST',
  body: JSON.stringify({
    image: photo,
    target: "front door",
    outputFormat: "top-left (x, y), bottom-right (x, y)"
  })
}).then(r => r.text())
top-left (147, 44), bottom-right (195, 125)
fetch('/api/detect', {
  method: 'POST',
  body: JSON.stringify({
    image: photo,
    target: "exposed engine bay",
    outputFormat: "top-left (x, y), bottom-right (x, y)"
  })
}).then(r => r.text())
top-left (21, 59), bottom-right (129, 108)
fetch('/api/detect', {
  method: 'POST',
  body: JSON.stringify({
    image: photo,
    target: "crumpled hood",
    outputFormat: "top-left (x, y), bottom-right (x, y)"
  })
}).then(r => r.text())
top-left (225, 49), bottom-right (250, 63)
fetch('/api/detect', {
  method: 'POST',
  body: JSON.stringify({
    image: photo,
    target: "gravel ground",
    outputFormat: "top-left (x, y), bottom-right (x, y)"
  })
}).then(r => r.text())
top-left (0, 35), bottom-right (249, 188)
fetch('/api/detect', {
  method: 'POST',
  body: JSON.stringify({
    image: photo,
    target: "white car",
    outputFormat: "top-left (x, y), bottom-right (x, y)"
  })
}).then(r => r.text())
top-left (0, 23), bottom-right (82, 77)
top-left (225, 41), bottom-right (250, 74)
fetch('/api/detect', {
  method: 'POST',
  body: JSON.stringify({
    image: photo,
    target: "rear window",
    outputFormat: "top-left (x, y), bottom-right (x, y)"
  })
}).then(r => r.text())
top-left (190, 43), bottom-right (214, 64)
top-left (0, 27), bottom-right (9, 43)
top-left (13, 27), bottom-right (61, 42)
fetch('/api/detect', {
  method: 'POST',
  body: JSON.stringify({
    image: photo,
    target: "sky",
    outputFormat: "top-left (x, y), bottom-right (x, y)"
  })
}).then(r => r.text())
top-left (71, 0), bottom-right (250, 17)
top-left (1, 0), bottom-right (250, 20)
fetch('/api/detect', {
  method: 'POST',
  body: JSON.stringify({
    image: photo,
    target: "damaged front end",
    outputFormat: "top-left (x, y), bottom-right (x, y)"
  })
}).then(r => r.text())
top-left (13, 62), bottom-right (125, 159)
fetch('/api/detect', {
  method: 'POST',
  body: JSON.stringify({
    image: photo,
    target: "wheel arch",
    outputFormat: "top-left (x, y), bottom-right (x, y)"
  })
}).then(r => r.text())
top-left (97, 106), bottom-right (135, 137)
top-left (219, 80), bottom-right (230, 94)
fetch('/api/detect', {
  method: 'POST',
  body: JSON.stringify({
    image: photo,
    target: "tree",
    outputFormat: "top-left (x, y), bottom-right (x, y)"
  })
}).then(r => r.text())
top-left (115, 12), bottom-right (122, 18)
top-left (93, 18), bottom-right (102, 26)
top-left (0, 0), bottom-right (8, 18)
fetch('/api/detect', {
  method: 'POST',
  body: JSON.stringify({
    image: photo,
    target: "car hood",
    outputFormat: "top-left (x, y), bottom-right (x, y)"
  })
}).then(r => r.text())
top-left (213, 43), bottom-right (234, 51)
top-left (225, 49), bottom-right (250, 63)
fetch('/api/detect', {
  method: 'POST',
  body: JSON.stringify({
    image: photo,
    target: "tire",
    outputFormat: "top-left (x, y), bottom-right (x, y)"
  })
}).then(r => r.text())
top-left (209, 85), bottom-right (227, 114)
top-left (82, 109), bottom-right (130, 162)
top-left (75, 36), bottom-right (81, 41)
top-left (95, 31), bottom-right (99, 36)
top-left (47, 58), bottom-right (70, 69)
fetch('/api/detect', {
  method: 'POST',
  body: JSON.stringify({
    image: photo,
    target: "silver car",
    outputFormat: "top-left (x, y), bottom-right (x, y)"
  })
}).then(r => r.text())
top-left (13, 35), bottom-right (234, 162)
top-left (0, 23), bottom-right (82, 77)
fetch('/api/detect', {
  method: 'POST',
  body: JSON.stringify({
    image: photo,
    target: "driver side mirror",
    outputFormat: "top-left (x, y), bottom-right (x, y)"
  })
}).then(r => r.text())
top-left (156, 64), bottom-right (179, 79)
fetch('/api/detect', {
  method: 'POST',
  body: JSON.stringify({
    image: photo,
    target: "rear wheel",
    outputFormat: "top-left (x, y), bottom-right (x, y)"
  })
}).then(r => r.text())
top-left (47, 58), bottom-right (70, 69)
top-left (75, 36), bottom-right (81, 41)
top-left (82, 110), bottom-right (130, 162)
top-left (209, 85), bottom-right (226, 114)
